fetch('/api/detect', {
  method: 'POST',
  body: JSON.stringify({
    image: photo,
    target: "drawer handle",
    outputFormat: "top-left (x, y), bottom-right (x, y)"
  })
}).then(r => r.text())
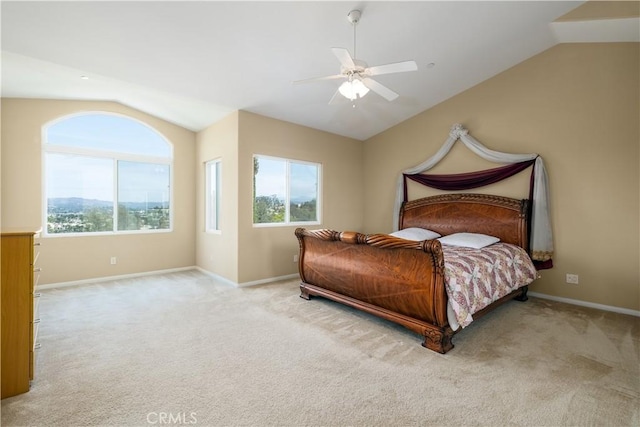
top-left (34, 292), bottom-right (42, 298)
top-left (34, 343), bottom-right (41, 350)
top-left (34, 242), bottom-right (41, 246)
top-left (33, 318), bottom-right (41, 324)
top-left (33, 268), bottom-right (42, 273)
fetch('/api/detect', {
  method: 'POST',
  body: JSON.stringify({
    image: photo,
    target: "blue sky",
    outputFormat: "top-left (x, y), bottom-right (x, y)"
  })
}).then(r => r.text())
top-left (255, 157), bottom-right (318, 202)
top-left (46, 114), bottom-right (171, 202)
top-left (47, 113), bottom-right (171, 157)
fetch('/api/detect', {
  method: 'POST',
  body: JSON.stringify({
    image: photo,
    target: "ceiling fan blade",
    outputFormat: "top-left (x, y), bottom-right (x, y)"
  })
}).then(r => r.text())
top-left (331, 47), bottom-right (355, 69)
top-left (362, 77), bottom-right (399, 101)
top-left (329, 89), bottom-right (347, 105)
top-left (293, 74), bottom-right (344, 84)
top-left (366, 60), bottom-right (418, 76)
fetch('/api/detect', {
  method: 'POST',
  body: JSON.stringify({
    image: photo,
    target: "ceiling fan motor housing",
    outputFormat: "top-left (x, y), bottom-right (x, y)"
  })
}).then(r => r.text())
top-left (347, 10), bottom-right (361, 25)
top-left (341, 60), bottom-right (368, 76)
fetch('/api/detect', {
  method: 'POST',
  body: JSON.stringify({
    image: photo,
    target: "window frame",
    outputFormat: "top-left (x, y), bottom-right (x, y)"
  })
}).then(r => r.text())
top-left (205, 158), bottom-right (222, 233)
top-left (42, 112), bottom-right (174, 237)
top-left (252, 154), bottom-right (322, 228)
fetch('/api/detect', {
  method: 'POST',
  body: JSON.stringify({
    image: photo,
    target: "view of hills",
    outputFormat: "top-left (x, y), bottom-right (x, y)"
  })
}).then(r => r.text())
top-left (48, 197), bottom-right (169, 211)
top-left (47, 197), bottom-right (170, 233)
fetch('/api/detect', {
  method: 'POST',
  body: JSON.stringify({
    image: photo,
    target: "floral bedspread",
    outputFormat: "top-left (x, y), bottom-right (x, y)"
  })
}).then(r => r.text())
top-left (441, 242), bottom-right (537, 328)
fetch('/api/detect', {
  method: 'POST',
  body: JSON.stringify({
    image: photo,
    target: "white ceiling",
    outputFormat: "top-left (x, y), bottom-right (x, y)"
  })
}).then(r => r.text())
top-left (0, 1), bottom-right (599, 140)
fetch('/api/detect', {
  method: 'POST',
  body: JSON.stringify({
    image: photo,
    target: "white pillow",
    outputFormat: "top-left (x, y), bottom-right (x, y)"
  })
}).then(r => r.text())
top-left (390, 227), bottom-right (441, 241)
top-left (438, 232), bottom-right (500, 249)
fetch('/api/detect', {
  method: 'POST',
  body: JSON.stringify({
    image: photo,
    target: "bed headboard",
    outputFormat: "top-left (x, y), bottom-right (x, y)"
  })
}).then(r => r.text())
top-left (399, 193), bottom-right (529, 249)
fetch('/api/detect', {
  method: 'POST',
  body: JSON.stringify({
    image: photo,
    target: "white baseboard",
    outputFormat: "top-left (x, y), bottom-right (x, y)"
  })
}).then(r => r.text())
top-left (38, 266), bottom-right (300, 291)
top-left (36, 266), bottom-right (196, 291)
top-left (238, 273), bottom-right (299, 288)
top-left (529, 291), bottom-right (640, 317)
top-left (193, 267), bottom-right (237, 287)
top-left (194, 267), bottom-right (299, 288)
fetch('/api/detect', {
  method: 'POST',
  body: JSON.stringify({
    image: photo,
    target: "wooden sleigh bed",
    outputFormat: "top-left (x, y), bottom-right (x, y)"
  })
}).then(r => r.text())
top-left (295, 193), bottom-right (536, 354)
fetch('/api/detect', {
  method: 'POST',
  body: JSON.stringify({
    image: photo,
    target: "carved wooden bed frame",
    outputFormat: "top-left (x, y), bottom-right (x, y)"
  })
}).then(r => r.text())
top-left (295, 193), bottom-right (531, 354)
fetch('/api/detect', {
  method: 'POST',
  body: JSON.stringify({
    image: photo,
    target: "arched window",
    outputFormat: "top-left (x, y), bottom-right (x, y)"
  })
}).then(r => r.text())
top-left (43, 113), bottom-right (173, 235)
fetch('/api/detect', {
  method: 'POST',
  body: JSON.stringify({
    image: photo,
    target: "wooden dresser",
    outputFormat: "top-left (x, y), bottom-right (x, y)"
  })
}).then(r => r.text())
top-left (1, 230), bottom-right (41, 399)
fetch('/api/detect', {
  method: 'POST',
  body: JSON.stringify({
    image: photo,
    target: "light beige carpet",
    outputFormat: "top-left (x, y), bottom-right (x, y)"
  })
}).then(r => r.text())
top-left (1, 270), bottom-right (638, 426)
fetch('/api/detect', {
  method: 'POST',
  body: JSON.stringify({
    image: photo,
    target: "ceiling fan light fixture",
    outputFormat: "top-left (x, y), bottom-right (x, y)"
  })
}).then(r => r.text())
top-left (293, 9), bottom-right (417, 104)
top-left (338, 78), bottom-right (369, 100)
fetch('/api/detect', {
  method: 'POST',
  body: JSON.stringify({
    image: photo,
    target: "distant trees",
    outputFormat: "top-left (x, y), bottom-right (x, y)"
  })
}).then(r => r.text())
top-left (290, 200), bottom-right (317, 222)
top-left (84, 207), bottom-right (114, 232)
top-left (47, 205), bottom-right (169, 233)
top-left (252, 196), bottom-right (317, 224)
top-left (253, 195), bottom-right (285, 223)
top-left (47, 207), bottom-right (113, 233)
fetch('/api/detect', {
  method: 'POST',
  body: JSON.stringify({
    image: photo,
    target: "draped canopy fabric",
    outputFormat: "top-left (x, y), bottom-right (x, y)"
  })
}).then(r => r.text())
top-left (393, 124), bottom-right (553, 265)
top-left (404, 160), bottom-right (536, 192)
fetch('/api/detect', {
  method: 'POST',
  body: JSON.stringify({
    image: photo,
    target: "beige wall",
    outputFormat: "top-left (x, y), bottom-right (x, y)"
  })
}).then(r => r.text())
top-left (364, 43), bottom-right (639, 311)
top-left (236, 112), bottom-right (363, 284)
top-left (195, 112), bottom-right (240, 283)
top-left (556, 0), bottom-right (639, 21)
top-left (1, 99), bottom-right (197, 284)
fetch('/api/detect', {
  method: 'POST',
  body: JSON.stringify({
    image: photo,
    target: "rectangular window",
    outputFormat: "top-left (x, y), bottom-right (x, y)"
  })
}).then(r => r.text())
top-left (205, 159), bottom-right (221, 231)
top-left (45, 153), bottom-right (170, 234)
top-left (253, 155), bottom-right (320, 226)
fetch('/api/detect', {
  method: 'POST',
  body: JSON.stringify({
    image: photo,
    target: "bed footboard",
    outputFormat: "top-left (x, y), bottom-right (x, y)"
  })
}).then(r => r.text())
top-left (295, 228), bottom-right (454, 353)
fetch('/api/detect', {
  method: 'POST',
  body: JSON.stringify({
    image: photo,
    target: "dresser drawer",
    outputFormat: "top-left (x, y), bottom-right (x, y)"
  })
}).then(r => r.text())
top-left (33, 292), bottom-right (41, 350)
top-left (29, 291), bottom-right (41, 381)
top-left (33, 240), bottom-right (41, 289)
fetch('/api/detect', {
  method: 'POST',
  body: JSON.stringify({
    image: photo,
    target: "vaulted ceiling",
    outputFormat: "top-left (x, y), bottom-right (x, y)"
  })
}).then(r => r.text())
top-left (1, 1), bottom-right (636, 140)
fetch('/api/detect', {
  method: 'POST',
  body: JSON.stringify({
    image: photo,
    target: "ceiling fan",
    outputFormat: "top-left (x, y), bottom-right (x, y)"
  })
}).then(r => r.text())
top-left (294, 9), bottom-right (418, 103)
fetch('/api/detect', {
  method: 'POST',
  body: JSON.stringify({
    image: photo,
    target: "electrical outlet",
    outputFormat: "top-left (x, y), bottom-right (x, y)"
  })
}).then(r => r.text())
top-left (293, 254), bottom-right (299, 263)
top-left (566, 273), bottom-right (579, 284)
top-left (110, 257), bottom-right (117, 265)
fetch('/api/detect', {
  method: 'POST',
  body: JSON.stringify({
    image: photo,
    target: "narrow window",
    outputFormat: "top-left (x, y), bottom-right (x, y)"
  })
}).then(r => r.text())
top-left (205, 159), bottom-right (221, 232)
top-left (253, 155), bottom-right (320, 226)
